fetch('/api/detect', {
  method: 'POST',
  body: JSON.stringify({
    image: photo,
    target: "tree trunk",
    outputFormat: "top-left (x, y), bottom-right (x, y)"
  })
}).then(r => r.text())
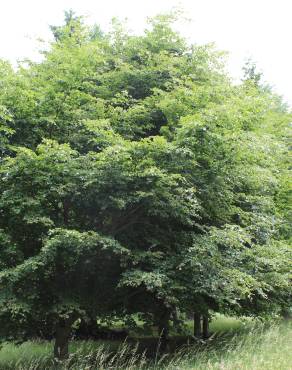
top-left (158, 310), bottom-right (170, 352)
top-left (158, 325), bottom-right (168, 352)
top-left (281, 309), bottom-right (291, 320)
top-left (54, 322), bottom-right (71, 360)
top-left (193, 312), bottom-right (202, 338)
top-left (202, 314), bottom-right (209, 339)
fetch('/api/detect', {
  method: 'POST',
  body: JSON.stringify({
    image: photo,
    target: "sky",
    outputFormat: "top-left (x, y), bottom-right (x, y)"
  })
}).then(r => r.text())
top-left (0, 0), bottom-right (291, 106)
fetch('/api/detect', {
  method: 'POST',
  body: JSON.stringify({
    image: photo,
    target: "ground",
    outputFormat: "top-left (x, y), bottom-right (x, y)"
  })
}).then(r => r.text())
top-left (0, 316), bottom-right (291, 369)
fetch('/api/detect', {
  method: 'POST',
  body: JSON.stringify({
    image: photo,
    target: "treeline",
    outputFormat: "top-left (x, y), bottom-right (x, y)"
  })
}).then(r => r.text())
top-left (0, 10), bottom-right (291, 359)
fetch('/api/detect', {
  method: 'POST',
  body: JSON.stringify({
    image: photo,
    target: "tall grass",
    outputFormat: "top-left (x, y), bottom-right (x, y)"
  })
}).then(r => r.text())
top-left (164, 320), bottom-right (292, 370)
top-left (0, 319), bottom-right (291, 369)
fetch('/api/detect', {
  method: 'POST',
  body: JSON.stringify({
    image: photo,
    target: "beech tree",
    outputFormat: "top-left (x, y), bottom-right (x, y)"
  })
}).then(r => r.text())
top-left (0, 11), bottom-right (291, 358)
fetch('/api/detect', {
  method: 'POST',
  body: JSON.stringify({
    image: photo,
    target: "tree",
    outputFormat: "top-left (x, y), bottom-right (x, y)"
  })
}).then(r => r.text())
top-left (0, 11), bottom-right (291, 358)
top-left (242, 58), bottom-right (263, 86)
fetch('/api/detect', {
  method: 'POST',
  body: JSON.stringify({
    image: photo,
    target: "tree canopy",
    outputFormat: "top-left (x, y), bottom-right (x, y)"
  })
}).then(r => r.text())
top-left (0, 10), bottom-right (291, 358)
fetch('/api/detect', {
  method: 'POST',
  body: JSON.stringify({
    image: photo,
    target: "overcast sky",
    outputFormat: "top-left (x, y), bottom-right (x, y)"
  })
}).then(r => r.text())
top-left (1, 0), bottom-right (291, 106)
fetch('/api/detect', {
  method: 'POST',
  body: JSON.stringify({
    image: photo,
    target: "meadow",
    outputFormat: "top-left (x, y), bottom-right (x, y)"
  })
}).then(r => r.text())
top-left (0, 316), bottom-right (291, 370)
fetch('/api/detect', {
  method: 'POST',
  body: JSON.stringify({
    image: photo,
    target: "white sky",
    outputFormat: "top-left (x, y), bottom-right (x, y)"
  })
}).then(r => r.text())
top-left (0, 0), bottom-right (291, 106)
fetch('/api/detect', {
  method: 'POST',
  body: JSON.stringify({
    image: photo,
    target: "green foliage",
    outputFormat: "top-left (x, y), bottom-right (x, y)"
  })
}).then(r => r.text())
top-left (0, 10), bottom-right (290, 354)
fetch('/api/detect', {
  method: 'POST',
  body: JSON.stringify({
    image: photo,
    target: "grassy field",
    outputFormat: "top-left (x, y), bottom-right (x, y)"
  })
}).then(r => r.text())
top-left (0, 317), bottom-right (291, 369)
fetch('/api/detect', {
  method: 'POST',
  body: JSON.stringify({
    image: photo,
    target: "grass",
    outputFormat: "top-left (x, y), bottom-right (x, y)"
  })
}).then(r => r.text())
top-left (183, 313), bottom-right (251, 335)
top-left (0, 317), bottom-right (291, 369)
top-left (182, 320), bottom-right (291, 370)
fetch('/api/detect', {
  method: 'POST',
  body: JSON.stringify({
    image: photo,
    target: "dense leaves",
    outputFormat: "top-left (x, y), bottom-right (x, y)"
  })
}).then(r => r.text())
top-left (0, 10), bottom-right (291, 356)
